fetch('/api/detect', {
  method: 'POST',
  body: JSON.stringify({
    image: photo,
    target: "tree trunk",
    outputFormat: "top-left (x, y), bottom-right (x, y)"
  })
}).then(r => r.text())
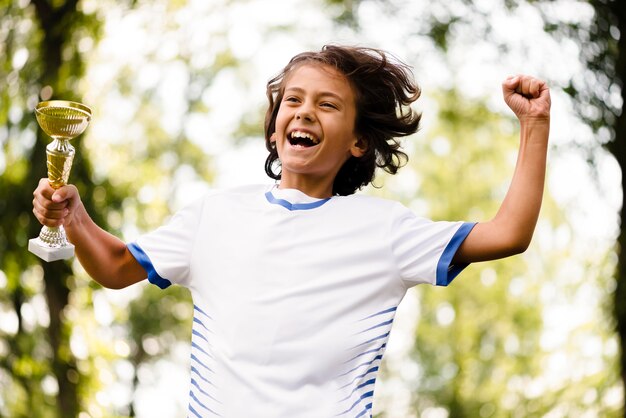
top-left (614, 123), bottom-right (626, 418)
top-left (43, 262), bottom-right (78, 416)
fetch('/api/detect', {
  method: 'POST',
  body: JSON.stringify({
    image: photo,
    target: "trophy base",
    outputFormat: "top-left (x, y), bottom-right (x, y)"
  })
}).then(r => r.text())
top-left (29, 238), bottom-right (75, 262)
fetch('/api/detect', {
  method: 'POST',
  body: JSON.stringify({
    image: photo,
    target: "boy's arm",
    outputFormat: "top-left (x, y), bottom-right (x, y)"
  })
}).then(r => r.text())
top-left (453, 75), bottom-right (551, 263)
top-left (33, 179), bottom-right (147, 289)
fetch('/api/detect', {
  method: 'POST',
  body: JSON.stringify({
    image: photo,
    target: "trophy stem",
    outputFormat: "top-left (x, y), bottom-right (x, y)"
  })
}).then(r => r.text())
top-left (47, 138), bottom-right (75, 190)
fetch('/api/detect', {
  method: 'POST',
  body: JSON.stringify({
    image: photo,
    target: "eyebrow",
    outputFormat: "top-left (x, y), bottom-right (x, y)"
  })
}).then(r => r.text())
top-left (284, 87), bottom-right (345, 103)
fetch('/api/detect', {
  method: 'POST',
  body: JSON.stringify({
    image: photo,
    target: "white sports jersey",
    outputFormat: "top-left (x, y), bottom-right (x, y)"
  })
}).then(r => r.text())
top-left (128, 184), bottom-right (475, 418)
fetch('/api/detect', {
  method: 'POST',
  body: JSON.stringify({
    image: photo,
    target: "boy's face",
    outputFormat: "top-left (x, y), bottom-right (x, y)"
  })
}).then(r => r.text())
top-left (271, 63), bottom-right (365, 196)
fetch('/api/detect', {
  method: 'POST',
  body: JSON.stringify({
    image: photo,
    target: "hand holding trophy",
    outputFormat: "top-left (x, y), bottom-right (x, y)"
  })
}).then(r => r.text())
top-left (29, 100), bottom-right (91, 262)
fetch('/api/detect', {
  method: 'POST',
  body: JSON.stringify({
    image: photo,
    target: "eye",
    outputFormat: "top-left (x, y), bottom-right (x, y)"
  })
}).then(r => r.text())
top-left (320, 102), bottom-right (338, 109)
top-left (283, 96), bottom-right (300, 103)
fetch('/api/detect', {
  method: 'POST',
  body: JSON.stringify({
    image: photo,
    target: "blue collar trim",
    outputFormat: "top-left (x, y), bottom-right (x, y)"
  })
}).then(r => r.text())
top-left (265, 191), bottom-right (331, 211)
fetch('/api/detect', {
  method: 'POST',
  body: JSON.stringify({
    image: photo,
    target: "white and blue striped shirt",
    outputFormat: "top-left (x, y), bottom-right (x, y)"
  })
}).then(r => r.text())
top-left (128, 184), bottom-right (474, 417)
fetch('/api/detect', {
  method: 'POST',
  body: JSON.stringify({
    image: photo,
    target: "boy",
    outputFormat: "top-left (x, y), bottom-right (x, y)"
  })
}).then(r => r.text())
top-left (33, 45), bottom-right (550, 417)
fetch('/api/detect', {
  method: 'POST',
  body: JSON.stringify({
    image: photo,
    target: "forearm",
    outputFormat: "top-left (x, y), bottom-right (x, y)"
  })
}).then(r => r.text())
top-left (455, 118), bottom-right (549, 263)
top-left (65, 204), bottom-right (146, 289)
top-left (492, 118), bottom-right (549, 251)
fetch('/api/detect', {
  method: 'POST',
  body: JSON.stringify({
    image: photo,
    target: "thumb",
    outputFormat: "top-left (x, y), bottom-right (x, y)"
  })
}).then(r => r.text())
top-left (51, 189), bottom-right (66, 203)
top-left (51, 184), bottom-right (77, 204)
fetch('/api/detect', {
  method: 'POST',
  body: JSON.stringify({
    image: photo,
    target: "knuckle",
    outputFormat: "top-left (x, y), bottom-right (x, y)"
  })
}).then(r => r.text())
top-left (40, 206), bottom-right (58, 218)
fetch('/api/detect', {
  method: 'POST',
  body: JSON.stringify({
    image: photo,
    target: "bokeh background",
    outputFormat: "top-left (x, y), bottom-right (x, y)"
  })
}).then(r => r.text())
top-left (0, 0), bottom-right (624, 417)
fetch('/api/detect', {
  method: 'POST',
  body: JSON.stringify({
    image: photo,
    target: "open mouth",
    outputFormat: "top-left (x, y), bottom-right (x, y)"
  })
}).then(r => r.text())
top-left (288, 130), bottom-right (320, 148)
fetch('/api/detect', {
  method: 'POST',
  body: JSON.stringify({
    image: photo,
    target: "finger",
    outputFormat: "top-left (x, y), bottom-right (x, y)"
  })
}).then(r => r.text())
top-left (35, 178), bottom-right (56, 200)
top-left (33, 197), bottom-right (68, 220)
top-left (32, 204), bottom-right (66, 227)
top-left (537, 79), bottom-right (550, 98)
top-left (33, 210), bottom-right (64, 227)
top-left (529, 78), bottom-right (541, 98)
top-left (518, 76), bottom-right (531, 96)
top-left (34, 187), bottom-right (67, 211)
top-left (502, 75), bottom-right (520, 91)
top-left (517, 76), bottom-right (541, 100)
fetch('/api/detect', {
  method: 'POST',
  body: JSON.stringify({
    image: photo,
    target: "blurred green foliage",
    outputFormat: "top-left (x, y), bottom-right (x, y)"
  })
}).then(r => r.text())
top-left (0, 0), bottom-right (211, 416)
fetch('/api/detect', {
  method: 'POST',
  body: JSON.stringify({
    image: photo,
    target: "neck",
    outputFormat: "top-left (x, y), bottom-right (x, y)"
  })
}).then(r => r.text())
top-left (277, 175), bottom-right (334, 199)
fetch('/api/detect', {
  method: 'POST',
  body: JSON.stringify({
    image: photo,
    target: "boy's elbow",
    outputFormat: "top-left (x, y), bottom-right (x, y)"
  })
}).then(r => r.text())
top-left (509, 241), bottom-right (530, 256)
top-left (104, 249), bottom-right (146, 289)
top-left (503, 235), bottom-right (532, 257)
top-left (91, 276), bottom-right (131, 290)
top-left (102, 280), bottom-right (132, 290)
top-left (92, 266), bottom-right (144, 289)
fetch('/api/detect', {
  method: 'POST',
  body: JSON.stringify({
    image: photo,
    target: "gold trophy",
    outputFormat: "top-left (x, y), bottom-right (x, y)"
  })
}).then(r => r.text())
top-left (29, 100), bottom-right (92, 262)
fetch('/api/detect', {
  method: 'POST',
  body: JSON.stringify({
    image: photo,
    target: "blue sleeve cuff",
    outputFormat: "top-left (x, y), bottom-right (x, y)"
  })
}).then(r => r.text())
top-left (127, 242), bottom-right (172, 289)
top-left (435, 222), bottom-right (477, 286)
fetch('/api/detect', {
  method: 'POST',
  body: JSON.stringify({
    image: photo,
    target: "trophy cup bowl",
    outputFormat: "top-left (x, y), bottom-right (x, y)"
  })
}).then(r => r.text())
top-left (29, 100), bottom-right (92, 262)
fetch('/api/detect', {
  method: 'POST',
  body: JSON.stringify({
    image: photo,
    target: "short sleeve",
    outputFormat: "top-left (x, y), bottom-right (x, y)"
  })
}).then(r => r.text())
top-left (127, 196), bottom-right (205, 289)
top-left (390, 203), bottom-right (476, 288)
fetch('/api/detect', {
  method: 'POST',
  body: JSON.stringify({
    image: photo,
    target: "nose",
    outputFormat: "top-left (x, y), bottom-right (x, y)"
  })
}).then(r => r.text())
top-left (296, 106), bottom-right (315, 122)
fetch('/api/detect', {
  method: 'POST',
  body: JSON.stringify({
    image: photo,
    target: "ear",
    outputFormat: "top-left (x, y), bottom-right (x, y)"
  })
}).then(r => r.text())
top-left (270, 133), bottom-right (277, 143)
top-left (350, 137), bottom-right (367, 158)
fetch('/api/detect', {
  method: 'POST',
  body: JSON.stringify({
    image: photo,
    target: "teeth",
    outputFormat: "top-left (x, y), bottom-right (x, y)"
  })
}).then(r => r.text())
top-left (291, 130), bottom-right (319, 144)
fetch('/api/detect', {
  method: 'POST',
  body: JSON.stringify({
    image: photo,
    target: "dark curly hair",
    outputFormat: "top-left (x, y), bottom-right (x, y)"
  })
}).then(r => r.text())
top-left (264, 45), bottom-right (421, 196)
